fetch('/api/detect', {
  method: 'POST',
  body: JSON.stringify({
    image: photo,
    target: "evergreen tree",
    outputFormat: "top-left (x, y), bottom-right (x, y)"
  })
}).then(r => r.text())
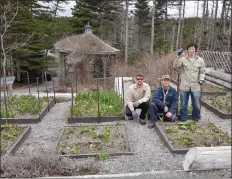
top-left (134, 0), bottom-right (150, 51)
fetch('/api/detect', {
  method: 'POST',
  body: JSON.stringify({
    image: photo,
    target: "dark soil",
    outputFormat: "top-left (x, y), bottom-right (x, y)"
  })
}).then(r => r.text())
top-left (202, 94), bottom-right (231, 114)
top-left (57, 123), bottom-right (131, 156)
top-left (1, 125), bottom-right (24, 156)
top-left (158, 121), bottom-right (231, 149)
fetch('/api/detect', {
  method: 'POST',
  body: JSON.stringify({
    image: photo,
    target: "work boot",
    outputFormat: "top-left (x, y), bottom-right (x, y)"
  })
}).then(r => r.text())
top-left (139, 119), bottom-right (146, 125)
top-left (148, 121), bottom-right (156, 129)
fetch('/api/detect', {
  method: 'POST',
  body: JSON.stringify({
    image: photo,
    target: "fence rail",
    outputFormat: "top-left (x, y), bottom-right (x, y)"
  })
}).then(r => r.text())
top-left (197, 50), bottom-right (231, 74)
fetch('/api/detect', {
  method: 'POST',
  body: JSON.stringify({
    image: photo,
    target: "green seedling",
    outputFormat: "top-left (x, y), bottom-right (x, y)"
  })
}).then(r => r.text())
top-left (198, 129), bottom-right (205, 135)
top-left (165, 126), bottom-right (178, 133)
top-left (60, 143), bottom-right (66, 149)
top-left (80, 125), bottom-right (90, 134)
top-left (89, 129), bottom-right (98, 139)
top-left (97, 152), bottom-right (109, 160)
top-left (69, 127), bottom-right (76, 133)
top-left (103, 125), bottom-right (111, 142)
top-left (72, 146), bottom-right (79, 154)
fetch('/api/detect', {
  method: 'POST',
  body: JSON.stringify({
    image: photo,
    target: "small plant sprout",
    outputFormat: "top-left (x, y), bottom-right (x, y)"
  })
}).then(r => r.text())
top-left (72, 146), bottom-right (79, 154)
top-left (60, 143), bottom-right (66, 149)
top-left (103, 125), bottom-right (111, 142)
top-left (97, 152), bottom-right (109, 160)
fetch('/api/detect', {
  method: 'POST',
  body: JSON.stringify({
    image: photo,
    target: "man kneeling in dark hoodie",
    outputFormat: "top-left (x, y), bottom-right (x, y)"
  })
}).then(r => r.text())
top-left (148, 75), bottom-right (178, 128)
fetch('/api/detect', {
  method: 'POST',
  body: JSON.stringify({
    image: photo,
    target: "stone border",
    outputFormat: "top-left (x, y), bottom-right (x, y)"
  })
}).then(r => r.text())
top-left (2, 126), bottom-right (31, 156)
top-left (68, 116), bottom-right (125, 123)
top-left (0, 98), bottom-right (56, 124)
top-left (56, 123), bottom-right (133, 158)
top-left (154, 122), bottom-right (189, 154)
top-left (201, 100), bottom-right (231, 119)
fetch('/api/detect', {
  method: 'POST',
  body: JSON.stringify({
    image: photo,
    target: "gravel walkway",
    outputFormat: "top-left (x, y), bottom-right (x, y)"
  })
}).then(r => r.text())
top-left (5, 99), bottom-right (229, 178)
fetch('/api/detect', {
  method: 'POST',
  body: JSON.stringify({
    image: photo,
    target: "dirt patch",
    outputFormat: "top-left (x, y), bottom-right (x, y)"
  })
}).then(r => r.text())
top-left (57, 123), bottom-right (131, 157)
top-left (202, 94), bottom-right (231, 114)
top-left (158, 121), bottom-right (231, 149)
top-left (1, 124), bottom-right (24, 155)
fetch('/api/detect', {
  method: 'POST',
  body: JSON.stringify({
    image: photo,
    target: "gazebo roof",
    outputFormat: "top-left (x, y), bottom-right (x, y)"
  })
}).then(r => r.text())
top-left (54, 24), bottom-right (119, 63)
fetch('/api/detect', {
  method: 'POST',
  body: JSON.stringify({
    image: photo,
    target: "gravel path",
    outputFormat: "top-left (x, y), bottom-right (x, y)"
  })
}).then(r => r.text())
top-left (7, 99), bottom-right (230, 178)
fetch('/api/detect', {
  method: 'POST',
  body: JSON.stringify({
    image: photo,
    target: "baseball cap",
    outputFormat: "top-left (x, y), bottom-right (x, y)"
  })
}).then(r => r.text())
top-left (161, 75), bottom-right (170, 80)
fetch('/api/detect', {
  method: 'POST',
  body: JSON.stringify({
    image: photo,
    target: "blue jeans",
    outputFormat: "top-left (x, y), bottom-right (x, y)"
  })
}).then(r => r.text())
top-left (150, 102), bottom-right (176, 122)
top-left (180, 90), bottom-right (201, 121)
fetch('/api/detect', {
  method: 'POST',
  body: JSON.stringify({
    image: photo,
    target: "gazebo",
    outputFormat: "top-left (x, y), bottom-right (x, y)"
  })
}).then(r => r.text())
top-left (54, 24), bottom-right (120, 88)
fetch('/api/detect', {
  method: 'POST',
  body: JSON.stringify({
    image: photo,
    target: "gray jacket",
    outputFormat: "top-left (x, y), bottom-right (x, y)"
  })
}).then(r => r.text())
top-left (173, 56), bottom-right (206, 92)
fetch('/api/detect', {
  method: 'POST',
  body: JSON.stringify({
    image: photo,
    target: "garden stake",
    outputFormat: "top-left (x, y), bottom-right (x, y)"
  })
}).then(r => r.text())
top-left (122, 76), bottom-right (124, 109)
top-left (71, 81), bottom-right (74, 119)
top-left (27, 71), bottom-right (30, 94)
top-left (3, 78), bottom-right (8, 119)
top-left (75, 70), bottom-right (78, 94)
top-left (37, 77), bottom-right (40, 104)
top-left (52, 77), bottom-right (56, 103)
top-left (97, 74), bottom-right (100, 122)
top-left (45, 72), bottom-right (49, 112)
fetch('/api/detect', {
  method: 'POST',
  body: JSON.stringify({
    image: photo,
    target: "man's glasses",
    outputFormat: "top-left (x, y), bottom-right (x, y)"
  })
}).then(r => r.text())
top-left (136, 78), bottom-right (143, 81)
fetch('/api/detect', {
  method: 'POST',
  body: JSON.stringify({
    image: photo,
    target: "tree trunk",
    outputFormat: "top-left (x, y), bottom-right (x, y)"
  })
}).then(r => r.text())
top-left (180, 0), bottom-right (185, 48)
top-left (183, 146), bottom-right (231, 171)
top-left (171, 25), bottom-right (176, 52)
top-left (198, 0), bottom-right (207, 50)
top-left (124, 0), bottom-right (129, 64)
top-left (164, 0), bottom-right (168, 39)
top-left (176, 0), bottom-right (182, 50)
top-left (207, 0), bottom-right (214, 51)
top-left (150, 0), bottom-right (155, 59)
top-left (213, 0), bottom-right (219, 50)
top-left (194, 0), bottom-right (199, 42)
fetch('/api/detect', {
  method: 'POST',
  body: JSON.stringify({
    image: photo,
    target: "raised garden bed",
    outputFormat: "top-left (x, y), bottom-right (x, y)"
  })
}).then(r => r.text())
top-left (1, 124), bottom-right (31, 156)
top-left (154, 121), bottom-right (231, 154)
top-left (57, 123), bottom-right (133, 158)
top-left (68, 91), bottom-right (124, 123)
top-left (201, 94), bottom-right (231, 119)
top-left (0, 95), bottom-right (56, 124)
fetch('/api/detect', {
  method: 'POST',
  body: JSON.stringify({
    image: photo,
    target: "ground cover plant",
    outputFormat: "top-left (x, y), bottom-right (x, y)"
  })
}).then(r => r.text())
top-left (57, 122), bottom-right (130, 159)
top-left (69, 91), bottom-right (123, 117)
top-left (202, 94), bottom-right (232, 113)
top-left (158, 121), bottom-right (231, 148)
top-left (1, 95), bottom-right (49, 118)
top-left (0, 123), bottom-right (24, 155)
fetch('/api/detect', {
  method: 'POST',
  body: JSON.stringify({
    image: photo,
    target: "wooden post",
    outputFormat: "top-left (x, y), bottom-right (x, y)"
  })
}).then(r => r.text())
top-left (122, 76), bottom-right (124, 109)
top-left (102, 57), bottom-right (107, 89)
top-left (183, 146), bottom-right (231, 171)
top-left (45, 72), bottom-right (49, 112)
top-left (97, 74), bottom-right (100, 122)
top-left (27, 72), bottom-right (30, 93)
top-left (71, 81), bottom-right (74, 118)
top-left (75, 69), bottom-right (77, 94)
top-left (37, 77), bottom-right (40, 104)
top-left (3, 78), bottom-right (8, 119)
top-left (52, 77), bottom-right (56, 103)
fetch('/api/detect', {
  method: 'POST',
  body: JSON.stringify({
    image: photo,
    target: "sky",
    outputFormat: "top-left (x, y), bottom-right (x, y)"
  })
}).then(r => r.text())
top-left (47, 1), bottom-right (223, 18)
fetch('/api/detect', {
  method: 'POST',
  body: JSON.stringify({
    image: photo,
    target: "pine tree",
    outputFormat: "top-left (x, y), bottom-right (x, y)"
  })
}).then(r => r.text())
top-left (134, 0), bottom-right (150, 51)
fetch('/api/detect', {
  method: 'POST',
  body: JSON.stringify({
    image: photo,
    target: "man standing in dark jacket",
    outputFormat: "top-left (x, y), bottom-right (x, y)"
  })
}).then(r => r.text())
top-left (148, 75), bottom-right (178, 128)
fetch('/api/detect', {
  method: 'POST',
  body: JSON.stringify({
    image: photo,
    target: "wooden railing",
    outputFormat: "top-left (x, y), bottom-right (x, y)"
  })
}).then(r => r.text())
top-left (197, 50), bottom-right (231, 74)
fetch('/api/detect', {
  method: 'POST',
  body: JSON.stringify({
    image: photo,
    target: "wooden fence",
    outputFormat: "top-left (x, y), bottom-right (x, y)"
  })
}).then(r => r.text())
top-left (197, 50), bottom-right (231, 74)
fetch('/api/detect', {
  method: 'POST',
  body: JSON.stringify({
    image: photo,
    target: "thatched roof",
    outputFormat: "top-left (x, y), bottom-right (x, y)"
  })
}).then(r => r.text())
top-left (54, 25), bottom-right (119, 65)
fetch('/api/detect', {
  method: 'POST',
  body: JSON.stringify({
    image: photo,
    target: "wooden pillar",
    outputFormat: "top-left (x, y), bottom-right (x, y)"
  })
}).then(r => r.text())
top-left (58, 52), bottom-right (66, 86)
top-left (102, 56), bottom-right (107, 89)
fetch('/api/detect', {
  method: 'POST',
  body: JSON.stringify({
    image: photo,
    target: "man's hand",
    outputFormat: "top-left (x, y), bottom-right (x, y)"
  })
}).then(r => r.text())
top-left (164, 106), bottom-right (168, 112)
top-left (132, 110), bottom-right (139, 119)
top-left (166, 112), bottom-right (172, 118)
top-left (198, 80), bottom-right (204, 86)
top-left (177, 48), bottom-right (184, 56)
top-left (133, 101), bottom-right (140, 108)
